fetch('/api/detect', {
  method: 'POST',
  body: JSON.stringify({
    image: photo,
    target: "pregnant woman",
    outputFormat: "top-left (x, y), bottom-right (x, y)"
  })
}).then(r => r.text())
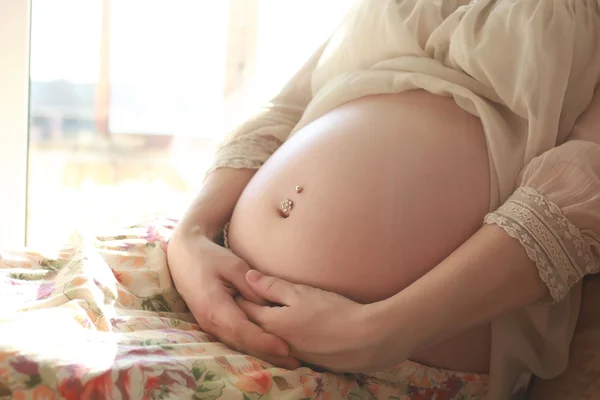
top-left (168, 1), bottom-right (600, 399)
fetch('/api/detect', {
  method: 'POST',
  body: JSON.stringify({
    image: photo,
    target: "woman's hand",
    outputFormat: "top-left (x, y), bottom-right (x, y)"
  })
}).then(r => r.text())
top-left (237, 270), bottom-right (406, 373)
top-left (167, 229), bottom-right (300, 370)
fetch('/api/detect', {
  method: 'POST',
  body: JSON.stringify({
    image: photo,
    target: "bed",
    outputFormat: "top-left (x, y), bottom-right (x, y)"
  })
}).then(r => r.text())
top-left (1, 217), bottom-right (598, 399)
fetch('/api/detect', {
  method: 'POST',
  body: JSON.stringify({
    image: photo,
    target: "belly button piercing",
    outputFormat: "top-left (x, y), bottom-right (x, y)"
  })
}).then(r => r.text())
top-left (295, 185), bottom-right (303, 193)
top-left (279, 198), bottom-right (293, 217)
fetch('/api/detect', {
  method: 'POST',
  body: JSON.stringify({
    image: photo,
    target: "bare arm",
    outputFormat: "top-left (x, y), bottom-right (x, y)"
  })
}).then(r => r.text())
top-left (376, 223), bottom-right (546, 354)
top-left (176, 168), bottom-right (256, 239)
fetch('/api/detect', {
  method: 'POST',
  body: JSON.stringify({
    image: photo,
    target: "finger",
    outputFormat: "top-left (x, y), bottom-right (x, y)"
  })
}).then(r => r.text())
top-left (246, 270), bottom-right (300, 306)
top-left (234, 320), bottom-right (301, 370)
top-left (200, 291), bottom-right (291, 358)
top-left (220, 259), bottom-right (269, 305)
top-left (233, 299), bottom-right (300, 370)
top-left (211, 308), bottom-right (300, 369)
top-left (260, 354), bottom-right (302, 371)
top-left (236, 297), bottom-right (277, 326)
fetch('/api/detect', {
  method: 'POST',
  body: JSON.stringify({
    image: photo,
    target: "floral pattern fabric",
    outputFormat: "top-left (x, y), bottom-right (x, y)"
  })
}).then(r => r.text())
top-left (0, 217), bottom-right (488, 399)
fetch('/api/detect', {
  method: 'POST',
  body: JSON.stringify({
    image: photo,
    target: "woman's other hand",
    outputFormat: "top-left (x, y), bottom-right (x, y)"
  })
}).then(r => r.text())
top-left (237, 270), bottom-right (405, 373)
top-left (167, 228), bottom-right (300, 370)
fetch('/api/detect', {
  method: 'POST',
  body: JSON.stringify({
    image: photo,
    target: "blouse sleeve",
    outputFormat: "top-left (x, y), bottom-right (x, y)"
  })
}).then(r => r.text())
top-left (484, 138), bottom-right (600, 302)
top-left (205, 40), bottom-right (328, 176)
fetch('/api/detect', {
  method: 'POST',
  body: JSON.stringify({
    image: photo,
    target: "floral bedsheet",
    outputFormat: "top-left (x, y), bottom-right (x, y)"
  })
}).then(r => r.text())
top-left (0, 217), bottom-right (488, 399)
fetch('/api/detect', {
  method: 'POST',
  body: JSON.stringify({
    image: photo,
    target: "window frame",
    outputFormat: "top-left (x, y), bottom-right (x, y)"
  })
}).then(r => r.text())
top-left (0, 0), bottom-right (31, 248)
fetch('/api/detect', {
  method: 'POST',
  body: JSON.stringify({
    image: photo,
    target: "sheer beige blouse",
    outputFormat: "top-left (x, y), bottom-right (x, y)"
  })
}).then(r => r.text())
top-left (207, 1), bottom-right (600, 399)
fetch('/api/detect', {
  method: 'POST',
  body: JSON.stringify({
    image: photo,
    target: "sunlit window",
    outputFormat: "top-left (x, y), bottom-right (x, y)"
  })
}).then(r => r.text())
top-left (25, 0), bottom-right (354, 246)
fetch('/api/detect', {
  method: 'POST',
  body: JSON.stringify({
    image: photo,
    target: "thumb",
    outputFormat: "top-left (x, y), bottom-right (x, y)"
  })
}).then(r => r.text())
top-left (246, 270), bottom-right (299, 306)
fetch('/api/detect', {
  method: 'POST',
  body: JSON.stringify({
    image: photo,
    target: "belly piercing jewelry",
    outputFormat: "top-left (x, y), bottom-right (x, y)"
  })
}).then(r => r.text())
top-left (295, 185), bottom-right (303, 193)
top-left (280, 198), bottom-right (294, 215)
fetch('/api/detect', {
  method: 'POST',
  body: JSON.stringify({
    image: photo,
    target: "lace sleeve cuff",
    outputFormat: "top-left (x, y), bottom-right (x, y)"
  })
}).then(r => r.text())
top-left (204, 135), bottom-right (283, 178)
top-left (484, 187), bottom-right (599, 302)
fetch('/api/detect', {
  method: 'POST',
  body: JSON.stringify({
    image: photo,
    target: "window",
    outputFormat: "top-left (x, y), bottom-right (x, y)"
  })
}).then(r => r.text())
top-left (0, 1), bottom-right (29, 248)
top-left (0, 0), bottom-right (355, 248)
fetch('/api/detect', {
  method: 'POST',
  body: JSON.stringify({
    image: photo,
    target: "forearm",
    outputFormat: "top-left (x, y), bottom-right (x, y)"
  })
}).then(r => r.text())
top-left (375, 224), bottom-right (547, 356)
top-left (177, 167), bottom-right (256, 239)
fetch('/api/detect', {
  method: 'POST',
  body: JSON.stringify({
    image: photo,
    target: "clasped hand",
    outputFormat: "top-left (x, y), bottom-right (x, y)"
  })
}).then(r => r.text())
top-left (238, 270), bottom-right (404, 372)
top-left (167, 230), bottom-right (404, 373)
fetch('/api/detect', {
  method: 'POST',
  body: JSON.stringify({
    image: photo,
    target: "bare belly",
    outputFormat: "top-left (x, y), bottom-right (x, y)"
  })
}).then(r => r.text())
top-left (228, 91), bottom-right (492, 373)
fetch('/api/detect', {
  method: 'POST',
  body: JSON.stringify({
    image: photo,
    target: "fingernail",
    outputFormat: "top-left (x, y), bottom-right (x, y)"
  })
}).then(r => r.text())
top-left (247, 270), bottom-right (263, 283)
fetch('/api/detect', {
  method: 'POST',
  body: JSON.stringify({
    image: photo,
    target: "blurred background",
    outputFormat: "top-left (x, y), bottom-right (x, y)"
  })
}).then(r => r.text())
top-left (27, 0), bottom-right (355, 246)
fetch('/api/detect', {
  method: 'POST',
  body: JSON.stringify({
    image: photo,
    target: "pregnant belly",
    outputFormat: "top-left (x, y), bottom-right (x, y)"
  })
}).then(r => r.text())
top-left (228, 91), bottom-right (492, 373)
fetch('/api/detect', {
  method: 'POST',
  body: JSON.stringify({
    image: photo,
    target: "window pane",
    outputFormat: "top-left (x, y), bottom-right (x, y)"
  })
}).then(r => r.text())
top-left (27, 0), bottom-right (353, 247)
top-left (0, 0), bottom-right (30, 248)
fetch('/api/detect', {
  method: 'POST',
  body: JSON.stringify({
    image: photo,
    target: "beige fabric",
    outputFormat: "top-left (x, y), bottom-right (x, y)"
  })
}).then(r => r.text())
top-left (205, 40), bottom-right (328, 177)
top-left (486, 142), bottom-right (600, 302)
top-left (529, 278), bottom-right (600, 400)
top-left (483, 140), bottom-right (600, 399)
top-left (208, 1), bottom-right (600, 399)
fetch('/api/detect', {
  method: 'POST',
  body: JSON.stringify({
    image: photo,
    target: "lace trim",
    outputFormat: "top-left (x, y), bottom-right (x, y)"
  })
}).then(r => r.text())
top-left (204, 135), bottom-right (284, 178)
top-left (216, 134), bottom-right (283, 157)
top-left (205, 159), bottom-right (264, 178)
top-left (484, 187), bottom-right (599, 302)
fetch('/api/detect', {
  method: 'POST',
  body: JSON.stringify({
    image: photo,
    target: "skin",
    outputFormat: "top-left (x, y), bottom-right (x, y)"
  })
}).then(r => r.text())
top-left (168, 176), bottom-right (547, 373)
top-left (237, 223), bottom-right (547, 372)
top-left (228, 91), bottom-right (492, 373)
top-left (167, 168), bottom-right (299, 369)
top-left (167, 91), bottom-right (550, 374)
top-left (168, 84), bottom-right (600, 373)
